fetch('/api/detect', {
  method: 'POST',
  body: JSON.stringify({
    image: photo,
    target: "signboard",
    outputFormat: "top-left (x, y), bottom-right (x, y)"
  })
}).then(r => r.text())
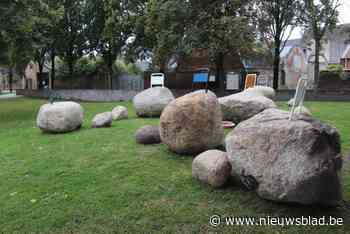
top-left (244, 74), bottom-right (257, 89)
top-left (226, 73), bottom-right (240, 90)
top-left (193, 73), bottom-right (209, 83)
top-left (209, 75), bottom-right (216, 82)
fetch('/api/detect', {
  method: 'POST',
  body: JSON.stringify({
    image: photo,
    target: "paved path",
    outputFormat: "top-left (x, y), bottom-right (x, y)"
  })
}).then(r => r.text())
top-left (0, 92), bottom-right (22, 100)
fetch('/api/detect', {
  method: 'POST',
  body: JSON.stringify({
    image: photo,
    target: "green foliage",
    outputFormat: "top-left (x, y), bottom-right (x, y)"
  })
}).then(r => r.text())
top-left (256, 0), bottom-right (302, 89)
top-left (302, 0), bottom-right (340, 90)
top-left (31, 0), bottom-right (64, 73)
top-left (320, 64), bottom-right (344, 80)
top-left (55, 0), bottom-right (91, 77)
top-left (145, 0), bottom-right (190, 67)
top-left (144, 0), bottom-right (257, 72)
top-left (56, 56), bottom-right (102, 79)
top-left (114, 60), bottom-right (142, 75)
top-left (326, 64), bottom-right (344, 74)
top-left (187, 1), bottom-right (256, 59)
top-left (75, 57), bottom-right (103, 77)
top-left (56, 56), bottom-right (140, 79)
top-left (0, 0), bottom-right (38, 74)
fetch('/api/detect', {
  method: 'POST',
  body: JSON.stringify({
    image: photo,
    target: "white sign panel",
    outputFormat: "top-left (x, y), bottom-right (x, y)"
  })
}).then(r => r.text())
top-left (226, 73), bottom-right (239, 90)
top-left (209, 75), bottom-right (216, 82)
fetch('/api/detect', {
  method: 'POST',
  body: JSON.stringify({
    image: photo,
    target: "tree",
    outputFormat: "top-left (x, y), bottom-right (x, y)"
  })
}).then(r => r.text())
top-left (145, 0), bottom-right (256, 93)
top-left (86, 0), bottom-right (140, 89)
top-left (0, 0), bottom-right (38, 92)
top-left (256, 0), bottom-right (301, 90)
top-left (31, 0), bottom-right (64, 89)
top-left (302, 0), bottom-right (340, 93)
top-left (186, 0), bottom-right (256, 92)
top-left (56, 0), bottom-right (90, 80)
top-left (144, 0), bottom-right (189, 71)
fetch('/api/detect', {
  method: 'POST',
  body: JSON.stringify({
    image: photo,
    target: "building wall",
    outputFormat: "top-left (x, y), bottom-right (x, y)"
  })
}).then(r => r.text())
top-left (16, 89), bottom-right (139, 102)
top-left (162, 50), bottom-right (244, 90)
top-left (24, 62), bottom-right (39, 89)
top-left (279, 25), bottom-right (350, 90)
top-left (281, 47), bottom-right (309, 89)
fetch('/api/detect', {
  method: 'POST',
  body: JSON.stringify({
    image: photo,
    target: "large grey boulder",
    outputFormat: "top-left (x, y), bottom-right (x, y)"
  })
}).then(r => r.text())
top-left (219, 92), bottom-right (277, 123)
top-left (37, 101), bottom-right (84, 133)
top-left (112, 106), bottom-right (128, 120)
top-left (192, 150), bottom-right (231, 188)
top-left (91, 112), bottom-right (112, 128)
top-left (133, 87), bottom-right (175, 117)
top-left (135, 125), bottom-right (161, 145)
top-left (160, 90), bottom-right (224, 155)
top-left (244, 86), bottom-right (276, 99)
top-left (226, 108), bottom-right (342, 206)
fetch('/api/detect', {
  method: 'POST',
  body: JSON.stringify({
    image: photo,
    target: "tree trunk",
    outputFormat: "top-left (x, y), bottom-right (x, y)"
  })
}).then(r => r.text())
top-left (313, 39), bottom-right (321, 94)
top-left (108, 66), bottom-right (113, 90)
top-left (9, 66), bottom-right (13, 93)
top-left (216, 53), bottom-right (225, 96)
top-left (51, 49), bottom-right (56, 89)
top-left (273, 40), bottom-right (281, 90)
top-left (38, 62), bottom-right (44, 76)
top-left (67, 60), bottom-right (74, 88)
top-left (108, 53), bottom-right (113, 90)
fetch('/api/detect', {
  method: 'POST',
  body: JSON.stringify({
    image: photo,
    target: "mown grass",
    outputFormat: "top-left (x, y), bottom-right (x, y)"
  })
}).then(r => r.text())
top-left (0, 98), bottom-right (349, 233)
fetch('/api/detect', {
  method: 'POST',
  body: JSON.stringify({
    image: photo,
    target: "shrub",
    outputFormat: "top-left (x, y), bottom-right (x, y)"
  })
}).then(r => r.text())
top-left (326, 64), bottom-right (343, 74)
top-left (56, 57), bottom-right (141, 79)
top-left (113, 60), bottom-right (142, 75)
top-left (320, 64), bottom-right (345, 80)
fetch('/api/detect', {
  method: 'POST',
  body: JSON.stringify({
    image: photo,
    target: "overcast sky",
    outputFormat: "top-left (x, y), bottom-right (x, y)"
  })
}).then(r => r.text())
top-left (338, 0), bottom-right (350, 24)
top-left (290, 0), bottom-right (350, 39)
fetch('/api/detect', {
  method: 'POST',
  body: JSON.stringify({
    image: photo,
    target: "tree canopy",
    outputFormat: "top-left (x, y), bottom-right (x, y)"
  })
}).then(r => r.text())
top-left (0, 0), bottom-right (341, 90)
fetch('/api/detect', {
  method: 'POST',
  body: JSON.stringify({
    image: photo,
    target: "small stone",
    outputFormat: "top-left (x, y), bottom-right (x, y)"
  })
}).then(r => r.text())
top-left (112, 106), bottom-right (128, 120)
top-left (192, 150), bottom-right (231, 188)
top-left (92, 112), bottom-right (112, 128)
top-left (135, 125), bottom-right (161, 144)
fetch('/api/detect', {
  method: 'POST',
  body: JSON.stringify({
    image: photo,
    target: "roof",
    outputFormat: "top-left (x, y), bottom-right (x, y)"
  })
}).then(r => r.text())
top-left (284, 39), bottom-right (302, 47)
top-left (280, 39), bottom-right (303, 59)
top-left (341, 45), bottom-right (350, 59)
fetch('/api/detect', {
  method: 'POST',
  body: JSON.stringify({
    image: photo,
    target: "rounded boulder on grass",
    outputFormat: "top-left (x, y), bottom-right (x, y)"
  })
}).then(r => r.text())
top-left (192, 150), bottom-right (232, 188)
top-left (92, 112), bottom-right (113, 128)
top-left (135, 125), bottom-right (161, 145)
top-left (112, 106), bottom-right (128, 121)
top-left (37, 101), bottom-right (84, 133)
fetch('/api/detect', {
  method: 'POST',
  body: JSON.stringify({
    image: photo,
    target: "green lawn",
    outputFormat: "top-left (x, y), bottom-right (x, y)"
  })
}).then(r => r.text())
top-left (0, 98), bottom-right (349, 233)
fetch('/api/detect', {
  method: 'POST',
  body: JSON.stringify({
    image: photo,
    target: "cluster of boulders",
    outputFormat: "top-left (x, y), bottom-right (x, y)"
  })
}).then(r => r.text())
top-left (133, 86), bottom-right (342, 206)
top-left (37, 102), bottom-right (129, 133)
top-left (38, 86), bottom-right (343, 207)
top-left (134, 89), bottom-right (224, 154)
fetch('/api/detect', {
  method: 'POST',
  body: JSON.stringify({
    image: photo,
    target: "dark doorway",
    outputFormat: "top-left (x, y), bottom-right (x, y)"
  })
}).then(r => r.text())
top-left (38, 73), bottom-right (49, 89)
